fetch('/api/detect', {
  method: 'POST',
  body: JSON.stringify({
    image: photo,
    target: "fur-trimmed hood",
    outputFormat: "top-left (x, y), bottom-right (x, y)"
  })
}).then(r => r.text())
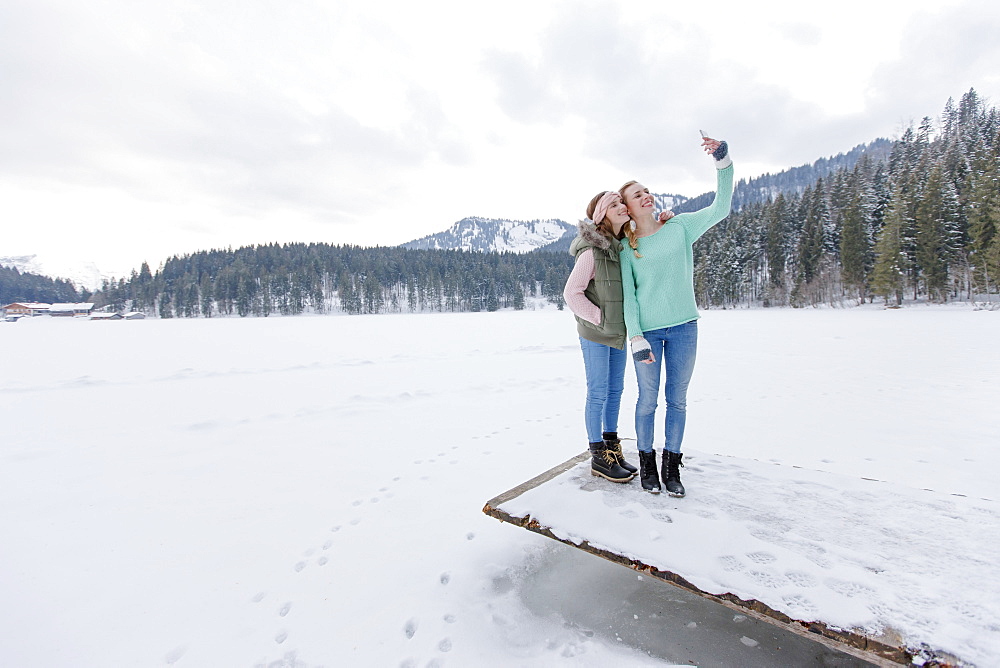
top-left (568, 219), bottom-right (621, 256)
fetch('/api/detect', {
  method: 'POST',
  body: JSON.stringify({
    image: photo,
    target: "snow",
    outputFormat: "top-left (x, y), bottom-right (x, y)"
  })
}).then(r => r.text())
top-left (0, 305), bottom-right (997, 666)
top-left (498, 449), bottom-right (1000, 664)
top-left (401, 217), bottom-right (573, 253)
top-left (0, 254), bottom-right (111, 292)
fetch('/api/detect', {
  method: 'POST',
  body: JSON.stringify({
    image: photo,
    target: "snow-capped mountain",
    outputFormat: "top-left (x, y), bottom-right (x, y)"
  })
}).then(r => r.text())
top-left (401, 217), bottom-right (575, 254)
top-left (653, 193), bottom-right (688, 212)
top-left (0, 254), bottom-right (108, 292)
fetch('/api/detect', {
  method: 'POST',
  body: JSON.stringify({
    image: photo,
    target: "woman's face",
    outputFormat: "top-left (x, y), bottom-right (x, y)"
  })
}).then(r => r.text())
top-left (622, 182), bottom-right (654, 219)
top-left (604, 197), bottom-right (630, 234)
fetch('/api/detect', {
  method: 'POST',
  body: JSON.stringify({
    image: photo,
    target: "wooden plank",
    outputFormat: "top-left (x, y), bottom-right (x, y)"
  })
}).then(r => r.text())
top-left (483, 452), bottom-right (958, 668)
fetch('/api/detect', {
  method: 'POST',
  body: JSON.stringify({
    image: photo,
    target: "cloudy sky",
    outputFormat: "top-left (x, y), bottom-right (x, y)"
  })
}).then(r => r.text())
top-left (3, 0), bottom-right (1000, 277)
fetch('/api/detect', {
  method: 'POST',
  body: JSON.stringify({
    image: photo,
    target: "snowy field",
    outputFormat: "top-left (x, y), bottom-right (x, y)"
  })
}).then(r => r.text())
top-left (1, 305), bottom-right (997, 667)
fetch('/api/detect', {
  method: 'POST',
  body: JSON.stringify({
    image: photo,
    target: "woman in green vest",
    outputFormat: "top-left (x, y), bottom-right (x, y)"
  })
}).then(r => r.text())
top-left (562, 191), bottom-right (638, 483)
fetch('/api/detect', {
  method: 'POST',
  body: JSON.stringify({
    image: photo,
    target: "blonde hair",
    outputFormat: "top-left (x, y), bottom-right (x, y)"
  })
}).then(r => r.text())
top-left (617, 180), bottom-right (642, 258)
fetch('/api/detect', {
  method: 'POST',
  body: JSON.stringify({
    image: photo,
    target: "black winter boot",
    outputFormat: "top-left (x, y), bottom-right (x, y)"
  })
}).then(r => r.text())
top-left (637, 450), bottom-right (661, 494)
top-left (589, 442), bottom-right (634, 483)
top-left (662, 450), bottom-right (686, 497)
top-left (603, 431), bottom-right (637, 475)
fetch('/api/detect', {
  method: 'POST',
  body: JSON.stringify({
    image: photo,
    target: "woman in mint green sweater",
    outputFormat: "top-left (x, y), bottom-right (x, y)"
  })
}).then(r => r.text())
top-left (618, 136), bottom-right (733, 496)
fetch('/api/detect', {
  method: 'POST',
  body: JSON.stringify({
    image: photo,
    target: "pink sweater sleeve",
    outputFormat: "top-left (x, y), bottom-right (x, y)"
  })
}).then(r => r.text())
top-left (562, 249), bottom-right (602, 326)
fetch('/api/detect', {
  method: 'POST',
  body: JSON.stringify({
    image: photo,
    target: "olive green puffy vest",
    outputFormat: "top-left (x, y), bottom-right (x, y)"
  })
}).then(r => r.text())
top-left (570, 236), bottom-right (626, 350)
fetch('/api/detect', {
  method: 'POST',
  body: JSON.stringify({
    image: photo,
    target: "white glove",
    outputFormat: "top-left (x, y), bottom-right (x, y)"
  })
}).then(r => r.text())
top-left (631, 337), bottom-right (652, 363)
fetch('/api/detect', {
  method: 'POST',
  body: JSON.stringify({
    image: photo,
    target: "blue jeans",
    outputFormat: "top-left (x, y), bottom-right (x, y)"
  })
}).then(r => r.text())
top-left (634, 320), bottom-right (698, 453)
top-left (579, 337), bottom-right (627, 444)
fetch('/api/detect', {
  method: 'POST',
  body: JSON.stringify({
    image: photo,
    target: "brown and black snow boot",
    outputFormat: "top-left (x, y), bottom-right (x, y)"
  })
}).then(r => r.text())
top-left (638, 450), bottom-right (661, 494)
top-left (589, 442), bottom-right (633, 483)
top-left (662, 450), bottom-right (686, 497)
top-left (603, 431), bottom-right (637, 475)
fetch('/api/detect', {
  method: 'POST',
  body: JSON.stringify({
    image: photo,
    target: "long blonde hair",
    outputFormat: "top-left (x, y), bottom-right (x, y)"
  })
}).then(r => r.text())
top-left (617, 180), bottom-right (642, 258)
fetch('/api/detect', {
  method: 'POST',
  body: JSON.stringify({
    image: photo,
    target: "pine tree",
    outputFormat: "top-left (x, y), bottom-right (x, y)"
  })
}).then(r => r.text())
top-left (967, 163), bottom-right (1000, 292)
top-left (840, 190), bottom-right (869, 302)
top-left (763, 194), bottom-right (789, 303)
top-left (915, 166), bottom-right (950, 301)
top-left (871, 186), bottom-right (909, 305)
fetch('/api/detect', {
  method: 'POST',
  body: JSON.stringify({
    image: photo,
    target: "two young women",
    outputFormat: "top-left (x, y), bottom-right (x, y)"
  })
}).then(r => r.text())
top-left (563, 136), bottom-right (734, 496)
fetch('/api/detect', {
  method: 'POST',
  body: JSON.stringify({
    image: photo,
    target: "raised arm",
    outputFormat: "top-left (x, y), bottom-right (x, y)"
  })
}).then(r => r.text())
top-left (677, 139), bottom-right (734, 242)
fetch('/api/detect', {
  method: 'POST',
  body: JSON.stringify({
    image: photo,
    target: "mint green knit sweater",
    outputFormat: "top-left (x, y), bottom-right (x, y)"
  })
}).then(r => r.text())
top-left (620, 164), bottom-right (734, 339)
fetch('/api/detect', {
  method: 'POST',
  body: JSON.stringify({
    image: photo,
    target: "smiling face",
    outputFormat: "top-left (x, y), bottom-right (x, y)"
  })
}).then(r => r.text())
top-left (603, 197), bottom-right (630, 235)
top-left (587, 191), bottom-right (629, 237)
top-left (621, 182), bottom-right (654, 220)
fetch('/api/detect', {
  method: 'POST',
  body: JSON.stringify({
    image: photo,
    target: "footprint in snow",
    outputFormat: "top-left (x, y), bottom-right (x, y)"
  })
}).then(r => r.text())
top-left (252, 592), bottom-right (266, 603)
top-left (165, 646), bottom-right (187, 664)
top-left (318, 556), bottom-right (328, 566)
top-left (294, 561), bottom-right (306, 573)
top-left (746, 551), bottom-right (777, 564)
top-left (275, 631), bottom-right (288, 644)
top-left (440, 572), bottom-right (451, 585)
top-left (825, 578), bottom-right (876, 599)
top-left (718, 555), bottom-right (743, 572)
top-left (785, 571), bottom-right (818, 588)
top-left (748, 569), bottom-right (788, 588)
top-left (330, 525), bottom-right (341, 533)
top-left (279, 602), bottom-right (292, 617)
top-left (438, 638), bottom-right (452, 652)
top-left (323, 539), bottom-right (333, 550)
top-left (443, 614), bottom-right (456, 624)
top-left (783, 594), bottom-right (819, 616)
top-left (403, 618), bottom-right (418, 639)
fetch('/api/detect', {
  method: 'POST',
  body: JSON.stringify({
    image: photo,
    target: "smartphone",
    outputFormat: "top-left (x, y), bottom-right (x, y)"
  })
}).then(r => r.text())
top-left (699, 129), bottom-right (709, 138)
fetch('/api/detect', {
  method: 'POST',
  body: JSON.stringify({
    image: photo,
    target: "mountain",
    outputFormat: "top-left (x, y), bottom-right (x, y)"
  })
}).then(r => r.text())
top-left (400, 217), bottom-right (575, 254)
top-left (423, 139), bottom-right (891, 257)
top-left (0, 254), bottom-right (106, 292)
top-left (674, 138), bottom-right (893, 215)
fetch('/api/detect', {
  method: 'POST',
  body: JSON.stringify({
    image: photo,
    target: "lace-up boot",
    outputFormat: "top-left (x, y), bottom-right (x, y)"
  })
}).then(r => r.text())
top-left (638, 450), bottom-right (661, 493)
top-left (662, 450), bottom-right (686, 497)
top-left (589, 442), bottom-right (633, 483)
top-left (602, 431), bottom-right (637, 475)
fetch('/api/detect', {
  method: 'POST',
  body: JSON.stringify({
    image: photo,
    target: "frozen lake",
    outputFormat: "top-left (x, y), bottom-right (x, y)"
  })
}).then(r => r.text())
top-left (1, 305), bottom-right (996, 666)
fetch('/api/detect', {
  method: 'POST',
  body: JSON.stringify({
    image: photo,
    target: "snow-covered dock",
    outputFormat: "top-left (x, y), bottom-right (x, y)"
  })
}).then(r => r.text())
top-left (485, 447), bottom-right (1000, 667)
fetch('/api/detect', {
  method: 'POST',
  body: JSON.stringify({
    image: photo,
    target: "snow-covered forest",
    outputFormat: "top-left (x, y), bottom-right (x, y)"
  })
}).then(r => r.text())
top-left (694, 89), bottom-right (1000, 308)
top-left (7, 90), bottom-right (996, 318)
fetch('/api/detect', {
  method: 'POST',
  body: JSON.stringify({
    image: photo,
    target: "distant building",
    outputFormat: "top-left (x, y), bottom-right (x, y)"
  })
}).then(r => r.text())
top-left (2, 302), bottom-right (51, 318)
top-left (90, 312), bottom-right (123, 320)
top-left (48, 303), bottom-right (95, 317)
top-left (122, 312), bottom-right (147, 320)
